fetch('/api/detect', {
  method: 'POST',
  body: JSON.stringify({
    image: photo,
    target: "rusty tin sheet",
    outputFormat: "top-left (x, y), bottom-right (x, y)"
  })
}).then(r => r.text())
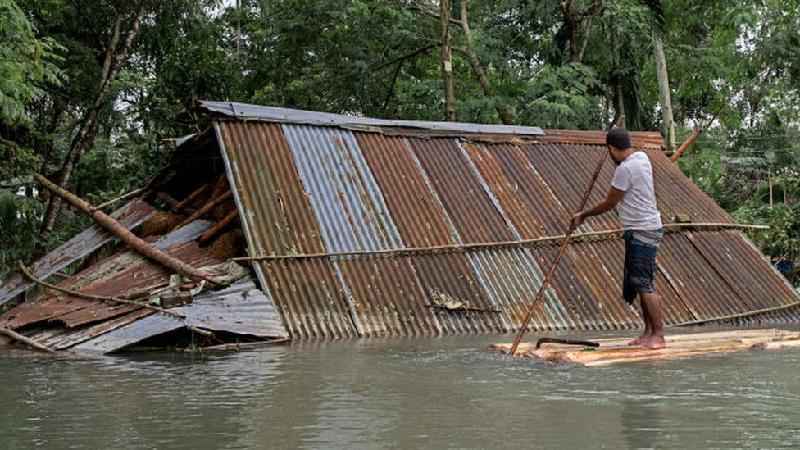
top-left (216, 121), bottom-right (325, 256)
top-left (354, 133), bottom-right (454, 247)
top-left (687, 231), bottom-right (798, 317)
top-left (336, 257), bottom-right (442, 337)
top-left (656, 233), bottom-right (749, 320)
top-left (258, 259), bottom-right (358, 340)
top-left (408, 138), bottom-right (515, 243)
top-left (462, 143), bottom-right (551, 238)
top-left (0, 240), bottom-right (222, 331)
top-left (0, 199), bottom-right (155, 306)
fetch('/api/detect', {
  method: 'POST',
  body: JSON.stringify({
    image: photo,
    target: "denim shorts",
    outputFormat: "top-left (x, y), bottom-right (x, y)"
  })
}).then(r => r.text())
top-left (622, 229), bottom-right (663, 304)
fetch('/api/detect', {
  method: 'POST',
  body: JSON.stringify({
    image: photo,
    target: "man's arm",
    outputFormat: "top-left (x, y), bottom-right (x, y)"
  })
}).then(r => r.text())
top-left (570, 187), bottom-right (625, 229)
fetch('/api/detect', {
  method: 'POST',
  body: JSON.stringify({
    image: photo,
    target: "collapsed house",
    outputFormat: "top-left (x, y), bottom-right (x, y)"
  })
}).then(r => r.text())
top-left (1, 101), bottom-right (798, 353)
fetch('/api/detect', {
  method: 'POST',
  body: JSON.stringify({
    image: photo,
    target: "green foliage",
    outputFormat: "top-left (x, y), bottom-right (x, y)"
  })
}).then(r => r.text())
top-left (1, 0), bottom-right (799, 280)
top-left (0, 0), bottom-right (63, 124)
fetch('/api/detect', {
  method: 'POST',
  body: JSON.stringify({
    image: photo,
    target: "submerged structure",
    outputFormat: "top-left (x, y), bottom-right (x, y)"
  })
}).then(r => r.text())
top-left (1, 101), bottom-right (798, 353)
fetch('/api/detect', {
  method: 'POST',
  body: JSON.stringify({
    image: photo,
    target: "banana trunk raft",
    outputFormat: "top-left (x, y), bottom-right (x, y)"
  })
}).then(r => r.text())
top-left (491, 329), bottom-right (800, 367)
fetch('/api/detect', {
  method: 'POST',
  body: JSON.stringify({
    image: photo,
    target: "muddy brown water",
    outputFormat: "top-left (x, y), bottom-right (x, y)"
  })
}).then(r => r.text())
top-left (1, 332), bottom-right (799, 449)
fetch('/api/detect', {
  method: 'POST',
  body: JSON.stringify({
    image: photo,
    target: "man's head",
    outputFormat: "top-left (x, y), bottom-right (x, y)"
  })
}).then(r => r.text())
top-left (606, 128), bottom-right (632, 165)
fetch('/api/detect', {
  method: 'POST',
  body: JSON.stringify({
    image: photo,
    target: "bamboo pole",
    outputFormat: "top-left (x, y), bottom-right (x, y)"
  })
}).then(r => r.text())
top-left (509, 150), bottom-right (609, 355)
top-left (0, 327), bottom-right (56, 353)
top-left (91, 187), bottom-right (146, 212)
top-left (233, 223), bottom-right (768, 262)
top-left (34, 174), bottom-right (217, 286)
top-left (18, 263), bottom-right (186, 319)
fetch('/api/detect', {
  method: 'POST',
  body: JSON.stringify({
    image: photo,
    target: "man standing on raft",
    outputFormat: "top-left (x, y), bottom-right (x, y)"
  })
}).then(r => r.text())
top-left (571, 128), bottom-right (666, 349)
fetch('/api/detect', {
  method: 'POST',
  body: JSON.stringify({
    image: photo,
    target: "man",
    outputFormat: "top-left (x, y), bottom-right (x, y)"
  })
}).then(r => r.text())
top-left (571, 128), bottom-right (666, 349)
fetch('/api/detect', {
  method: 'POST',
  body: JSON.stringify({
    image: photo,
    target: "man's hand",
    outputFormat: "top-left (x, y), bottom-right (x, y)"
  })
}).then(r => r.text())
top-left (570, 212), bottom-right (585, 230)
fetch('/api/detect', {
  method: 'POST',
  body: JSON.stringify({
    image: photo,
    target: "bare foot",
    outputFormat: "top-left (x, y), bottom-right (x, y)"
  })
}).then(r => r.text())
top-left (628, 334), bottom-right (648, 346)
top-left (640, 335), bottom-right (666, 350)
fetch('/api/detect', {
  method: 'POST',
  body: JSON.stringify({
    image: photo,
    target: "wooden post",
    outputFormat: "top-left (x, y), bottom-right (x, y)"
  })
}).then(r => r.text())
top-left (670, 127), bottom-right (702, 162)
top-left (177, 190), bottom-right (232, 228)
top-left (34, 174), bottom-right (217, 285)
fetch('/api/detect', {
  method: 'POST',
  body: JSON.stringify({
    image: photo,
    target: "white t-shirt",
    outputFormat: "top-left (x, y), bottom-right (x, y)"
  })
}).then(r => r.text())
top-left (610, 151), bottom-right (663, 230)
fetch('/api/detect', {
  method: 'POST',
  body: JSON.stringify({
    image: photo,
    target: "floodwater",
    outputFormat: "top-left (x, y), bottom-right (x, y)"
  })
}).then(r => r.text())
top-left (1, 333), bottom-right (799, 450)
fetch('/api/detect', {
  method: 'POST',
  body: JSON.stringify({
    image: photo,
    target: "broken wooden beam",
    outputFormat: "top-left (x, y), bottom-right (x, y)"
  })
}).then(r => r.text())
top-left (175, 183), bottom-right (211, 212)
top-left (177, 190), bottom-right (232, 229)
top-left (34, 174), bottom-right (217, 286)
top-left (198, 209), bottom-right (239, 244)
top-left (670, 127), bottom-right (702, 162)
top-left (156, 192), bottom-right (182, 211)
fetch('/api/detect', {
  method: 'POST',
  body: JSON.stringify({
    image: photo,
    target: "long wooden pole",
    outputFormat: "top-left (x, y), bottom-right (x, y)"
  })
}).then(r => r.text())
top-left (509, 150), bottom-right (608, 355)
top-left (34, 174), bottom-right (217, 286)
top-left (233, 223), bottom-right (767, 262)
top-left (0, 327), bottom-right (56, 353)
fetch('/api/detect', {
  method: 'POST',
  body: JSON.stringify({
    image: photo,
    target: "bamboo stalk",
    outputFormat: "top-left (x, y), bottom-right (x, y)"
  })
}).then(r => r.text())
top-left (18, 263), bottom-right (185, 319)
top-left (0, 327), bottom-right (56, 353)
top-left (34, 174), bottom-right (217, 286)
top-left (91, 187), bottom-right (147, 211)
top-left (669, 300), bottom-right (800, 328)
top-left (232, 223), bottom-right (768, 262)
top-left (509, 150), bottom-right (609, 355)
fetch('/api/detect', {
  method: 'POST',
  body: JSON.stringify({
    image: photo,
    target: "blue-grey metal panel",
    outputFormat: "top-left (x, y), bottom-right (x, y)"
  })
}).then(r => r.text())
top-left (282, 124), bottom-right (403, 253)
top-left (73, 279), bottom-right (288, 353)
top-left (200, 101), bottom-right (544, 135)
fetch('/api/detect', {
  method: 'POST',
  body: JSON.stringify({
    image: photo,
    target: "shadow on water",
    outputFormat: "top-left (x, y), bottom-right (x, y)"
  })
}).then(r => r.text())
top-left (1, 333), bottom-right (800, 449)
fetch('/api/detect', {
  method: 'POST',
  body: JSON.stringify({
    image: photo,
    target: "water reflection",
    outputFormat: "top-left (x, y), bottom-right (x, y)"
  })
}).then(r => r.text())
top-left (1, 335), bottom-right (799, 449)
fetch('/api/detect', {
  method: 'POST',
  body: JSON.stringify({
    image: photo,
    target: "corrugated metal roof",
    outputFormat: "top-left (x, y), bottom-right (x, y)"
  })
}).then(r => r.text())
top-left (200, 101), bottom-right (545, 136)
top-left (73, 279), bottom-right (288, 353)
top-left (211, 111), bottom-right (800, 340)
top-left (0, 199), bottom-right (155, 306)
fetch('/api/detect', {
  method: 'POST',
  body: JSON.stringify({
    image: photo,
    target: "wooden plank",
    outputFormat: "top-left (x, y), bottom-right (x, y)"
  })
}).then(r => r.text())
top-left (491, 329), bottom-right (800, 366)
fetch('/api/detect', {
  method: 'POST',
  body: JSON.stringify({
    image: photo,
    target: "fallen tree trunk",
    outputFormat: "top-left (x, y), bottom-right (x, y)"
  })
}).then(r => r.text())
top-left (35, 174), bottom-right (217, 286)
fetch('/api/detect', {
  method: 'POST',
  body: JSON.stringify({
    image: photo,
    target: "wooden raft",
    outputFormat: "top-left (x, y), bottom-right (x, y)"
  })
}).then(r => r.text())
top-left (491, 329), bottom-right (800, 367)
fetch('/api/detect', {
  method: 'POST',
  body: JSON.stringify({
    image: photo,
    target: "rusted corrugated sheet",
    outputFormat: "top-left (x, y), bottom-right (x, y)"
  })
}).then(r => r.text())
top-left (355, 133), bottom-right (454, 247)
top-left (687, 231), bottom-right (798, 318)
top-left (282, 124), bottom-right (403, 253)
top-left (259, 259), bottom-right (358, 340)
top-left (216, 121), bottom-right (324, 256)
top-left (466, 249), bottom-right (569, 332)
top-left (0, 222), bottom-right (217, 331)
top-left (656, 233), bottom-right (747, 319)
top-left (519, 143), bottom-right (618, 232)
top-left (207, 112), bottom-right (800, 339)
top-left (336, 257), bottom-right (441, 337)
top-left (411, 252), bottom-right (505, 334)
top-left (647, 150), bottom-right (733, 225)
top-left (409, 138), bottom-right (515, 243)
top-left (0, 199), bottom-right (154, 306)
top-left (539, 129), bottom-right (664, 149)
